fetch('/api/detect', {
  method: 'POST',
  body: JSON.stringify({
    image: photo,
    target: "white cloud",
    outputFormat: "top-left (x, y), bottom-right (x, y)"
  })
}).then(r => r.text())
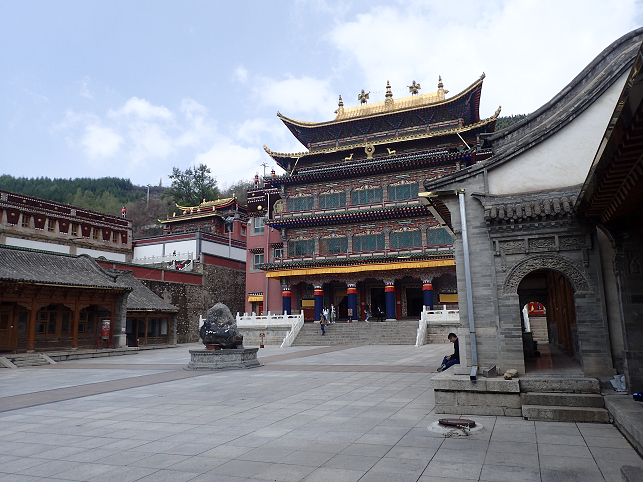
top-left (328, 0), bottom-right (640, 115)
top-left (234, 66), bottom-right (248, 83)
top-left (79, 76), bottom-right (93, 100)
top-left (109, 97), bottom-right (173, 121)
top-left (194, 138), bottom-right (265, 183)
top-left (254, 74), bottom-right (337, 120)
top-left (80, 124), bottom-right (122, 159)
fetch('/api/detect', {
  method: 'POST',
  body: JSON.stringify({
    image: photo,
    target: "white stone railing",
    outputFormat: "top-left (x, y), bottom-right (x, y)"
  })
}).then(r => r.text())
top-left (132, 251), bottom-right (195, 266)
top-left (236, 312), bottom-right (302, 328)
top-left (425, 305), bottom-right (460, 323)
top-left (235, 312), bottom-right (304, 348)
top-left (416, 306), bottom-right (460, 346)
top-left (281, 313), bottom-right (304, 348)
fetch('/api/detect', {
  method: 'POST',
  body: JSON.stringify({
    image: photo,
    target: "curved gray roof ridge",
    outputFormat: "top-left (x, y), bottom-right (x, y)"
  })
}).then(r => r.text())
top-left (488, 27), bottom-right (643, 155)
top-left (424, 27), bottom-right (643, 192)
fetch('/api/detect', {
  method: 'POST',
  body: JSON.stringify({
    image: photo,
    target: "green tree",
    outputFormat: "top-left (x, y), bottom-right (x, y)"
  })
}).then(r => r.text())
top-left (163, 164), bottom-right (219, 206)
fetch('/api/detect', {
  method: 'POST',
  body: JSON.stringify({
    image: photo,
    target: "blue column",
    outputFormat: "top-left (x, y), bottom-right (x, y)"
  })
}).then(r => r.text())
top-left (314, 287), bottom-right (323, 321)
top-left (423, 282), bottom-right (433, 310)
top-left (282, 288), bottom-right (291, 315)
top-left (385, 284), bottom-right (396, 320)
top-left (347, 284), bottom-right (357, 321)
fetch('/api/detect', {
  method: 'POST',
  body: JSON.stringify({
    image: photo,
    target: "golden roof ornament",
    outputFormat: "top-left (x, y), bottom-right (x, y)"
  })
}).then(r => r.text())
top-left (408, 80), bottom-right (421, 95)
top-left (384, 81), bottom-right (394, 108)
top-left (334, 95), bottom-right (344, 115)
top-left (358, 89), bottom-right (369, 104)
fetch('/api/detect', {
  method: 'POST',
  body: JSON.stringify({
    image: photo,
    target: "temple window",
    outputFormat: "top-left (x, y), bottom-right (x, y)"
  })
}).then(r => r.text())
top-left (92, 228), bottom-right (99, 240)
top-left (318, 191), bottom-right (346, 209)
top-left (390, 230), bottom-right (422, 248)
top-left (287, 196), bottom-right (314, 212)
top-left (273, 247), bottom-right (283, 259)
top-left (21, 214), bottom-right (30, 228)
top-left (47, 219), bottom-right (55, 232)
top-left (253, 253), bottom-right (264, 269)
top-left (320, 237), bottom-right (348, 254)
top-left (353, 233), bottom-right (385, 251)
top-left (112, 231), bottom-right (119, 243)
top-left (426, 227), bottom-right (454, 246)
top-left (253, 217), bottom-right (265, 234)
top-left (224, 222), bottom-right (234, 234)
top-left (71, 224), bottom-right (78, 236)
top-left (241, 225), bottom-right (247, 236)
top-left (288, 239), bottom-right (315, 256)
top-left (351, 188), bottom-right (382, 205)
top-left (388, 183), bottom-right (419, 201)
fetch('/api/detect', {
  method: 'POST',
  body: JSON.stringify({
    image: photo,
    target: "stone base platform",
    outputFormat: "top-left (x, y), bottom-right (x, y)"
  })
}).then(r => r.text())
top-left (186, 348), bottom-right (260, 370)
top-left (431, 369), bottom-right (522, 417)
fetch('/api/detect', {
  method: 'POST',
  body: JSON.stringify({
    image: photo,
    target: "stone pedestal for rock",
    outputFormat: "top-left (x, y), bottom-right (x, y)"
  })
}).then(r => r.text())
top-left (187, 302), bottom-right (260, 370)
top-left (187, 347), bottom-right (260, 370)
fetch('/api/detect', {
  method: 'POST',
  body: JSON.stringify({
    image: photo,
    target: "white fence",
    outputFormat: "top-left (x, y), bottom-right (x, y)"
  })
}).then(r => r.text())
top-left (416, 306), bottom-right (460, 346)
top-left (235, 312), bottom-right (305, 348)
top-left (132, 251), bottom-right (195, 266)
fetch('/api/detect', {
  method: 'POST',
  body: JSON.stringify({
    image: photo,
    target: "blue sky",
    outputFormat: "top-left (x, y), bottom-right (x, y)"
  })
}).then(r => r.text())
top-left (1, 0), bottom-right (642, 189)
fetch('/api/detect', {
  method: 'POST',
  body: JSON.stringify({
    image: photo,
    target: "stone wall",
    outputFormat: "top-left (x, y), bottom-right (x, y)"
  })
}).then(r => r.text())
top-left (141, 264), bottom-right (245, 344)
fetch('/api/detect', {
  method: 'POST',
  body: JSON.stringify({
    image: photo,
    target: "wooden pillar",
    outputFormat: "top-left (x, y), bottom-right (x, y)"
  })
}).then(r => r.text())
top-left (144, 315), bottom-right (149, 346)
top-left (396, 285), bottom-right (402, 320)
top-left (72, 301), bottom-right (80, 349)
top-left (27, 298), bottom-right (37, 352)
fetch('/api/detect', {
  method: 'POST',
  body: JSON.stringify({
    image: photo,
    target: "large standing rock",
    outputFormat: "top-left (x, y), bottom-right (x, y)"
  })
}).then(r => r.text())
top-left (199, 303), bottom-right (244, 349)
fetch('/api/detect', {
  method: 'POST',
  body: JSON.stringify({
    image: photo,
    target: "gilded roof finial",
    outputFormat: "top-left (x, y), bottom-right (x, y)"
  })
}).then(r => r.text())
top-left (358, 89), bottom-right (369, 105)
top-left (408, 80), bottom-right (421, 95)
top-left (334, 95), bottom-right (345, 116)
top-left (385, 81), bottom-right (394, 108)
top-left (438, 75), bottom-right (443, 90)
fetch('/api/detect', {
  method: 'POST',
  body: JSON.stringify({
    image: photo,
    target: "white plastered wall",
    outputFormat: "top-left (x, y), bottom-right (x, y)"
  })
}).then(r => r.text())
top-left (5, 237), bottom-right (70, 254)
top-left (488, 72), bottom-right (628, 195)
top-left (76, 247), bottom-right (126, 262)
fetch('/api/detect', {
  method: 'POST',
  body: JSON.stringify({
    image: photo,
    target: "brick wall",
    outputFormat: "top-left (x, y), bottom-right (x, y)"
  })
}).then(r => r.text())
top-left (140, 264), bottom-right (246, 343)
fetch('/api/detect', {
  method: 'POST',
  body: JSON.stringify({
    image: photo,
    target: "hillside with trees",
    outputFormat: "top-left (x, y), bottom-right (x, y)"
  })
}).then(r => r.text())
top-left (495, 114), bottom-right (529, 131)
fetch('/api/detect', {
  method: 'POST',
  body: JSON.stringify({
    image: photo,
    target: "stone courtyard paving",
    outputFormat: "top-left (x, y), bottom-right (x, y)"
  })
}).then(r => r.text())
top-left (0, 344), bottom-right (641, 481)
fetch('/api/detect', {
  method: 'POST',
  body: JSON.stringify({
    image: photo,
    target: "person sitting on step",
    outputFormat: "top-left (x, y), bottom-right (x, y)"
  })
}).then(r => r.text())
top-left (437, 333), bottom-right (459, 372)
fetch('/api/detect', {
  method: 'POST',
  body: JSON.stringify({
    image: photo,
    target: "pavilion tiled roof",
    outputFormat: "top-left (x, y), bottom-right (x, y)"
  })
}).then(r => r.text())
top-left (266, 203), bottom-right (437, 229)
top-left (108, 271), bottom-right (179, 312)
top-left (0, 245), bottom-right (131, 290)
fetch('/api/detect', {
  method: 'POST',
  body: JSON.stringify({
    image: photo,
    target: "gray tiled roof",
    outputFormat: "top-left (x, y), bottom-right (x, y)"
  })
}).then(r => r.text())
top-left (110, 271), bottom-right (179, 313)
top-left (0, 245), bottom-right (130, 290)
top-left (477, 188), bottom-right (580, 224)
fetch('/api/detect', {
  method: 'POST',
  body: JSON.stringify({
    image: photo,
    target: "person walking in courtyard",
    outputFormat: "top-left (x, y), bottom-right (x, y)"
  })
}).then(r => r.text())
top-left (323, 305), bottom-right (329, 325)
top-left (377, 304), bottom-right (384, 322)
top-left (437, 333), bottom-right (459, 372)
top-left (330, 304), bottom-right (336, 323)
top-left (320, 311), bottom-right (327, 335)
top-left (365, 305), bottom-right (371, 322)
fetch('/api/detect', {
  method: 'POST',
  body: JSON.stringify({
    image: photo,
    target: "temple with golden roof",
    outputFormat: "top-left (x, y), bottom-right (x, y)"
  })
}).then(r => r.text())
top-left (253, 76), bottom-right (500, 321)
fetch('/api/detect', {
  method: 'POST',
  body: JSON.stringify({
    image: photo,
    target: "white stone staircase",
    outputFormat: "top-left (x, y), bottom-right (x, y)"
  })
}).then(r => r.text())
top-left (292, 321), bottom-right (419, 346)
top-left (520, 377), bottom-right (610, 423)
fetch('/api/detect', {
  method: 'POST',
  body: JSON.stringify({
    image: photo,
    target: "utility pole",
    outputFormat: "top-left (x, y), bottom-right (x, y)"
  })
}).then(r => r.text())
top-left (260, 162), bottom-right (268, 186)
top-left (147, 185), bottom-right (151, 206)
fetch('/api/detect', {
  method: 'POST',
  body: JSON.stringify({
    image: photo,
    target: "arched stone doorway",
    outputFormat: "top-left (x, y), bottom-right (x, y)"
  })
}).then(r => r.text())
top-left (518, 271), bottom-right (579, 372)
top-left (505, 254), bottom-right (592, 374)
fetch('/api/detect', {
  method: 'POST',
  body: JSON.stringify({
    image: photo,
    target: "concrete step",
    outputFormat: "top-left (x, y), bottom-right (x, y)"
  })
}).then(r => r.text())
top-left (523, 392), bottom-right (604, 408)
top-left (522, 405), bottom-right (610, 423)
top-left (292, 321), bottom-right (418, 346)
top-left (520, 377), bottom-right (600, 394)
